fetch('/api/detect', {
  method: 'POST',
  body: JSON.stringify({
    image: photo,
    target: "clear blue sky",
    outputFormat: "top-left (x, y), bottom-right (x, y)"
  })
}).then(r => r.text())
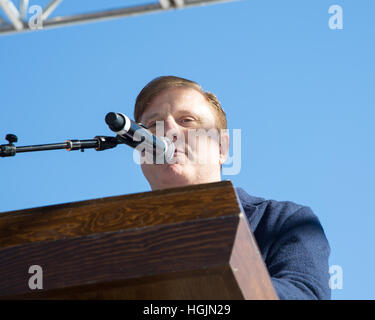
top-left (1, 0), bottom-right (374, 299)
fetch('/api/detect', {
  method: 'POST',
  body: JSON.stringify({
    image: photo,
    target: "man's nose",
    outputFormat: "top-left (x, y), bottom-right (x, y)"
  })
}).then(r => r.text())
top-left (164, 117), bottom-right (179, 142)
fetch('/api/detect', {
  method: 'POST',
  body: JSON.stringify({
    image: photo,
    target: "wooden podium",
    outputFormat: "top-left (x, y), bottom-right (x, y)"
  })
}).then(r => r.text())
top-left (0, 181), bottom-right (278, 300)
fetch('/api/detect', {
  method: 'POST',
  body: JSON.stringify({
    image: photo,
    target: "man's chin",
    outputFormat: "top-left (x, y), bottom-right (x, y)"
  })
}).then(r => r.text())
top-left (157, 164), bottom-right (192, 184)
top-left (150, 170), bottom-right (193, 190)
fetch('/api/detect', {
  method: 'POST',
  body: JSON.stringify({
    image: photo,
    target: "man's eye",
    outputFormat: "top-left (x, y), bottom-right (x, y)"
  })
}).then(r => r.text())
top-left (181, 118), bottom-right (194, 124)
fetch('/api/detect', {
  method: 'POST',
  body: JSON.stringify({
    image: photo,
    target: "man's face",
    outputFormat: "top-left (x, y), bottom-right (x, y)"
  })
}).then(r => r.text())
top-left (139, 87), bottom-right (228, 190)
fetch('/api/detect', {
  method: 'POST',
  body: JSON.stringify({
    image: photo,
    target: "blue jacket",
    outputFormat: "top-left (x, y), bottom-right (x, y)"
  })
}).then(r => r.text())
top-left (236, 187), bottom-right (331, 300)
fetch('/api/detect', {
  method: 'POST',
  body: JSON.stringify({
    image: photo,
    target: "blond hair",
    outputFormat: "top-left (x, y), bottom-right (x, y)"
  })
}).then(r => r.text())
top-left (134, 76), bottom-right (227, 130)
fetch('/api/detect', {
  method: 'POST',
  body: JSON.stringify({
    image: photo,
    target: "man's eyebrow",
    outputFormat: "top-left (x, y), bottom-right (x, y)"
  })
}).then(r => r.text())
top-left (142, 110), bottom-right (200, 123)
top-left (176, 110), bottom-right (199, 117)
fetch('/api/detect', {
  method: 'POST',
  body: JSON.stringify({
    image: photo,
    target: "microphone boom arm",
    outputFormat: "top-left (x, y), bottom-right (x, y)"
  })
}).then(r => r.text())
top-left (0, 134), bottom-right (123, 158)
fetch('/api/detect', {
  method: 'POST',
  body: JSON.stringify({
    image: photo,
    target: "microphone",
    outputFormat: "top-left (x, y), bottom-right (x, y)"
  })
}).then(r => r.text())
top-left (105, 112), bottom-right (175, 162)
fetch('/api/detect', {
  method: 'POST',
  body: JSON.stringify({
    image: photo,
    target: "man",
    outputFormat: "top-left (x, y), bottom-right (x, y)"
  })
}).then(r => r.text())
top-left (134, 75), bottom-right (331, 299)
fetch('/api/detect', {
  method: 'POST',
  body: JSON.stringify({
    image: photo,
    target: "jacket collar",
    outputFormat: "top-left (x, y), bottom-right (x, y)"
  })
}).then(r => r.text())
top-left (235, 187), bottom-right (266, 231)
top-left (235, 187), bottom-right (265, 207)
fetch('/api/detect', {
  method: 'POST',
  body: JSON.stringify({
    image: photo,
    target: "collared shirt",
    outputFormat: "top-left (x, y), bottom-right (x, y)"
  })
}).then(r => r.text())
top-left (235, 187), bottom-right (331, 300)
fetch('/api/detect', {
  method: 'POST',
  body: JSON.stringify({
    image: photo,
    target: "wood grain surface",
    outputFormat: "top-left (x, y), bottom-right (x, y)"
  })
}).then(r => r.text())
top-left (0, 181), bottom-right (240, 248)
top-left (0, 180), bottom-right (278, 299)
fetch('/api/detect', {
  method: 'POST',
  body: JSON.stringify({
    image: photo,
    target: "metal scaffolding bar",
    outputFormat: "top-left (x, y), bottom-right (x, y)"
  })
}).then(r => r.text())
top-left (173, 0), bottom-right (185, 8)
top-left (0, 0), bottom-right (23, 30)
top-left (0, 0), bottom-right (236, 35)
top-left (19, 0), bottom-right (29, 20)
top-left (41, 0), bottom-right (63, 20)
top-left (159, 0), bottom-right (171, 9)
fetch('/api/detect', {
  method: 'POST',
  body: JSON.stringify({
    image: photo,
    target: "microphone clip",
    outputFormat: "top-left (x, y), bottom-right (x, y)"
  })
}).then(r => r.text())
top-left (0, 134), bottom-right (18, 157)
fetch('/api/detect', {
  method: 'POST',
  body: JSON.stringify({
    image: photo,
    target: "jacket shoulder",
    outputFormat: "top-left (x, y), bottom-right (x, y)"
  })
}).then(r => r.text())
top-left (235, 187), bottom-right (331, 300)
top-left (235, 187), bottom-right (310, 232)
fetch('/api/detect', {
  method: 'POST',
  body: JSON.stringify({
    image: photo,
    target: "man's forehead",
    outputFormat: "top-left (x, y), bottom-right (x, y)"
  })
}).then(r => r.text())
top-left (140, 87), bottom-right (213, 121)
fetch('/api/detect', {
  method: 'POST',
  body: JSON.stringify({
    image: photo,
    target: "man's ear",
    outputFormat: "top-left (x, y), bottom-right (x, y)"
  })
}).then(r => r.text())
top-left (219, 129), bottom-right (230, 165)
